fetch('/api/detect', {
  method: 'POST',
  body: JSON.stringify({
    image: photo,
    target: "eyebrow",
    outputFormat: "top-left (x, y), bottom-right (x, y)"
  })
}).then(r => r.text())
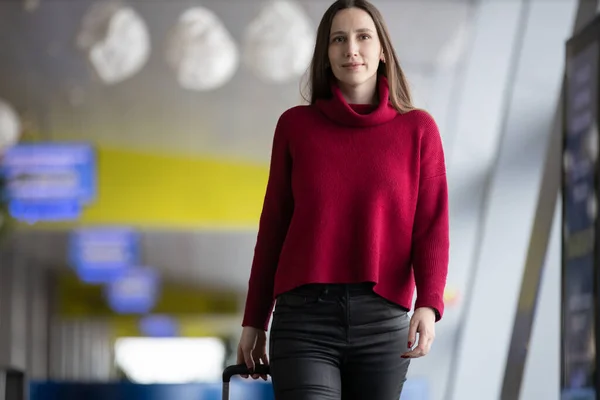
top-left (330, 28), bottom-right (375, 36)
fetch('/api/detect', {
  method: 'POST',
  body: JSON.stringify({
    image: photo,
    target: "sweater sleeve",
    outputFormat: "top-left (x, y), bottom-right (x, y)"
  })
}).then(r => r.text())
top-left (411, 113), bottom-right (450, 322)
top-left (242, 113), bottom-right (294, 331)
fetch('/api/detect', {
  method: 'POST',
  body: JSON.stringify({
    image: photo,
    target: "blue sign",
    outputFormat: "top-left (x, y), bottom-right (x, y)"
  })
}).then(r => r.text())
top-left (105, 267), bottom-right (160, 314)
top-left (10, 199), bottom-right (81, 222)
top-left (0, 143), bottom-right (96, 222)
top-left (139, 315), bottom-right (179, 338)
top-left (29, 381), bottom-right (275, 400)
top-left (562, 388), bottom-right (596, 400)
top-left (68, 227), bottom-right (140, 284)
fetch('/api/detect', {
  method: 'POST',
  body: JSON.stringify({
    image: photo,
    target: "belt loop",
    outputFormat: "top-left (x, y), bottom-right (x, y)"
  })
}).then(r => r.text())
top-left (317, 284), bottom-right (328, 302)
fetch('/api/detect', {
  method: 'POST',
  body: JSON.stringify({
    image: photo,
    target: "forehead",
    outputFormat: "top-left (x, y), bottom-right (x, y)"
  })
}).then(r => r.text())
top-left (330, 7), bottom-right (376, 33)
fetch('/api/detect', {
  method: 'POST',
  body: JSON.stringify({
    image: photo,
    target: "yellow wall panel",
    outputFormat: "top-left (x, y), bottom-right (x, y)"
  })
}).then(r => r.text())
top-left (78, 146), bottom-right (269, 229)
top-left (57, 271), bottom-right (240, 317)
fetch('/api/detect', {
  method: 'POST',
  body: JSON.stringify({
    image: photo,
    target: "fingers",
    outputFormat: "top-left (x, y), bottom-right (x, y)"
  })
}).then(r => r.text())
top-left (237, 342), bottom-right (257, 378)
top-left (402, 332), bottom-right (434, 358)
top-left (407, 319), bottom-right (418, 349)
top-left (238, 337), bottom-right (269, 379)
top-left (243, 346), bottom-right (256, 377)
top-left (259, 353), bottom-right (269, 381)
top-left (250, 349), bottom-right (270, 380)
top-left (402, 318), bottom-right (435, 359)
top-left (237, 345), bottom-right (250, 378)
top-left (402, 338), bottom-right (431, 358)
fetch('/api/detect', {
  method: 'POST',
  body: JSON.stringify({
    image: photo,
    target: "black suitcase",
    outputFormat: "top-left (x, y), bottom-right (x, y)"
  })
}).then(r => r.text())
top-left (222, 364), bottom-right (270, 400)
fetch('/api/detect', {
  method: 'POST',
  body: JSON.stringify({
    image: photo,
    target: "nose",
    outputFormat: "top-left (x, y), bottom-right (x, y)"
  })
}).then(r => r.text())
top-left (345, 38), bottom-right (359, 57)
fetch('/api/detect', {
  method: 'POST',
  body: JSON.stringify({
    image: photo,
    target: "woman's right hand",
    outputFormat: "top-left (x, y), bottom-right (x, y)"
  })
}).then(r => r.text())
top-left (237, 326), bottom-right (269, 380)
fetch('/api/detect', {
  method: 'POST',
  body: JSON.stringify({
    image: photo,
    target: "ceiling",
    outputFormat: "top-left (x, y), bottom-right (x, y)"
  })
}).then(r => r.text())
top-left (0, 0), bottom-right (475, 292)
top-left (0, 0), bottom-right (474, 162)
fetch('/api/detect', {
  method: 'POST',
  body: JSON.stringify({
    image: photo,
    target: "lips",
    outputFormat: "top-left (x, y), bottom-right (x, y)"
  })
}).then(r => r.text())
top-left (342, 62), bottom-right (364, 68)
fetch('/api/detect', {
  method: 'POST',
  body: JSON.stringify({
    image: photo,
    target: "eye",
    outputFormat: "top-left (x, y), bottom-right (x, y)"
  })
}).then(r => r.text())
top-left (359, 34), bottom-right (371, 40)
top-left (331, 36), bottom-right (345, 43)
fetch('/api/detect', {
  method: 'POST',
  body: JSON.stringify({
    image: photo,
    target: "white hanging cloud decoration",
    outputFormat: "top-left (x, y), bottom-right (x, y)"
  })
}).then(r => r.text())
top-left (166, 7), bottom-right (240, 91)
top-left (77, 2), bottom-right (151, 85)
top-left (243, 0), bottom-right (315, 84)
top-left (0, 99), bottom-right (20, 152)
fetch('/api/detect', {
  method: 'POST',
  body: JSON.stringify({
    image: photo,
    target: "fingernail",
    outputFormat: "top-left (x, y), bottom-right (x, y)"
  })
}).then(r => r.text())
top-left (408, 342), bottom-right (412, 348)
top-left (401, 356), bottom-right (409, 359)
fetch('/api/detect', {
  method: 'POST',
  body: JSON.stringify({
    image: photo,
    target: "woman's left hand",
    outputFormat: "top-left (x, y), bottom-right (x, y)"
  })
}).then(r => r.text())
top-left (401, 307), bottom-right (436, 359)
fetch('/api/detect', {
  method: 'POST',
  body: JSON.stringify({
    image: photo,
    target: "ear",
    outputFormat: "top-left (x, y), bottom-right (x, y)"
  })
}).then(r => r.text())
top-left (380, 50), bottom-right (386, 63)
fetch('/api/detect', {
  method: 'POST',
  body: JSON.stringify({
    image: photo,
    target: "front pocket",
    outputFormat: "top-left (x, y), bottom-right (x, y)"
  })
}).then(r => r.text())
top-left (275, 292), bottom-right (319, 311)
top-left (373, 293), bottom-right (409, 313)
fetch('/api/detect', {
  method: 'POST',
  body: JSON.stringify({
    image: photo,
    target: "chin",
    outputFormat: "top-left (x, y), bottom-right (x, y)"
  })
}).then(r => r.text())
top-left (336, 73), bottom-right (376, 88)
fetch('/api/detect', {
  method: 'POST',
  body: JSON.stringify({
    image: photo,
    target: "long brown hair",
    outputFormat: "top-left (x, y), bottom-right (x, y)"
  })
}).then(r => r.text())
top-left (302, 0), bottom-right (414, 113)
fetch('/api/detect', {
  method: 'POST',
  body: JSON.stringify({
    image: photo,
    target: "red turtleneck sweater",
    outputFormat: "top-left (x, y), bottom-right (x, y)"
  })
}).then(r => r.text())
top-left (242, 76), bottom-right (449, 331)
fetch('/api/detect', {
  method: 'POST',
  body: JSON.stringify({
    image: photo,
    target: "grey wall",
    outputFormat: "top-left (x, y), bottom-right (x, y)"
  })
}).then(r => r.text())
top-left (0, 246), bottom-right (51, 379)
top-left (48, 318), bottom-right (114, 381)
top-left (448, 1), bottom-right (578, 399)
top-left (407, 2), bottom-right (530, 399)
top-left (0, 242), bottom-right (115, 382)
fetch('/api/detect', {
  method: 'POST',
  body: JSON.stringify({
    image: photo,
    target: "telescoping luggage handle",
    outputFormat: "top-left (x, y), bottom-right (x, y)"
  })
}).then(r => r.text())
top-left (222, 364), bottom-right (270, 400)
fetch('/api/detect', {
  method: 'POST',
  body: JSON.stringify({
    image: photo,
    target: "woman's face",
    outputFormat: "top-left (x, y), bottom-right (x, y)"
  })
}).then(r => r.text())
top-left (327, 7), bottom-right (383, 91)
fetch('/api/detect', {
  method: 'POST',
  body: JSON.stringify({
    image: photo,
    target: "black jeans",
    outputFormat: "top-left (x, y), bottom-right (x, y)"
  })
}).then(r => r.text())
top-left (269, 283), bottom-right (411, 400)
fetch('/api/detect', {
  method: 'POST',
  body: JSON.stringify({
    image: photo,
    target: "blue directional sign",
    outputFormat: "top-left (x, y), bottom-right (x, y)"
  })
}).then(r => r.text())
top-left (9, 200), bottom-right (81, 223)
top-left (139, 315), bottom-right (179, 338)
top-left (68, 227), bottom-right (140, 284)
top-left (0, 143), bottom-right (96, 222)
top-left (105, 267), bottom-right (160, 314)
top-left (561, 388), bottom-right (596, 400)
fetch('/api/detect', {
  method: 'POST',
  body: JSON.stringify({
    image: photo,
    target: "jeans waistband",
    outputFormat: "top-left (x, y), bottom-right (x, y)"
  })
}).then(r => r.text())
top-left (287, 282), bottom-right (375, 297)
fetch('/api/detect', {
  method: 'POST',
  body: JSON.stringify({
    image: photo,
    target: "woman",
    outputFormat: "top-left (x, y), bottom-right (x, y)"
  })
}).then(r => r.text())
top-left (237, 0), bottom-right (449, 398)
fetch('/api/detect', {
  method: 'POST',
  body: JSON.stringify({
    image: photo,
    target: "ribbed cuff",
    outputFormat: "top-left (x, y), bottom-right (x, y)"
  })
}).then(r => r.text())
top-left (241, 314), bottom-right (270, 332)
top-left (415, 293), bottom-right (444, 322)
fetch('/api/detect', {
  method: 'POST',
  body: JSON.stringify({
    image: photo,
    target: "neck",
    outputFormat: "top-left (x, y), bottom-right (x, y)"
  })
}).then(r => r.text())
top-left (337, 76), bottom-right (378, 105)
top-left (314, 75), bottom-right (399, 128)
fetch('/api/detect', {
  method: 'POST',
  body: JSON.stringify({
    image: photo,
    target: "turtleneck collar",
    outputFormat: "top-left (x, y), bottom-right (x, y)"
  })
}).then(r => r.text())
top-left (315, 75), bottom-right (399, 127)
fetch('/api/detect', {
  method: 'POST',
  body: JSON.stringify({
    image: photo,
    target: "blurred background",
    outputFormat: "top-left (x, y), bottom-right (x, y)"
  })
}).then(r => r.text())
top-left (0, 0), bottom-right (597, 399)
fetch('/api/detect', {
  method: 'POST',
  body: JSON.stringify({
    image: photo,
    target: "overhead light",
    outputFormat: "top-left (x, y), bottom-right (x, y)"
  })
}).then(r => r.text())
top-left (115, 337), bottom-right (226, 383)
top-left (77, 2), bottom-right (151, 85)
top-left (23, 0), bottom-right (40, 13)
top-left (243, 0), bottom-right (314, 84)
top-left (166, 7), bottom-right (239, 91)
top-left (0, 99), bottom-right (20, 153)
